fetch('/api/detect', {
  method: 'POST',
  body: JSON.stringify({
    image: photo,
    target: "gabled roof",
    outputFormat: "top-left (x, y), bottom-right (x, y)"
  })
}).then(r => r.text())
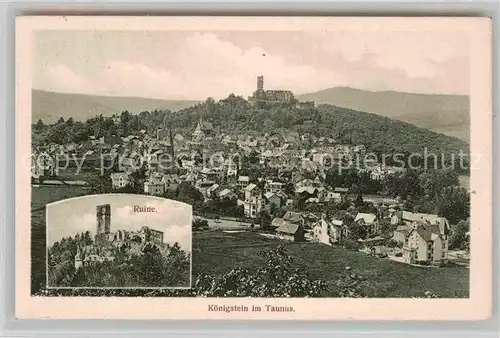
top-left (110, 172), bottom-right (130, 180)
top-left (271, 217), bottom-right (286, 228)
top-left (276, 222), bottom-right (301, 235)
top-left (264, 192), bottom-right (277, 200)
top-left (354, 213), bottom-right (377, 225)
top-left (331, 219), bottom-right (343, 226)
top-left (244, 183), bottom-right (258, 192)
top-left (414, 223), bottom-right (441, 242)
top-left (296, 186), bottom-right (318, 195)
top-left (283, 211), bottom-right (304, 223)
top-left (219, 188), bottom-right (235, 197)
top-left (334, 187), bottom-right (349, 193)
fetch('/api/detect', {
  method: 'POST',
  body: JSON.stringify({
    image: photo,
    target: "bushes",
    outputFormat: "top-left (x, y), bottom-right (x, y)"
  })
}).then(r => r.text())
top-left (386, 239), bottom-right (401, 248)
top-left (192, 219), bottom-right (209, 231)
top-left (343, 239), bottom-right (361, 251)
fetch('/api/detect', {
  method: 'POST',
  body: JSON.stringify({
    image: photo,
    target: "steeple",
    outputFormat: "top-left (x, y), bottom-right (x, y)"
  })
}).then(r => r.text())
top-left (169, 125), bottom-right (174, 159)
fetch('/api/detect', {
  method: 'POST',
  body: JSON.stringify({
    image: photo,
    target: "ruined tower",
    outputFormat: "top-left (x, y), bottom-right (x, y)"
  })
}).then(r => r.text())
top-left (96, 204), bottom-right (111, 236)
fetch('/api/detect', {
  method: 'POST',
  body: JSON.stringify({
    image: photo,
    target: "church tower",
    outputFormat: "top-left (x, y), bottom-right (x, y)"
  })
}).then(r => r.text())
top-left (168, 125), bottom-right (175, 159)
top-left (96, 204), bottom-right (111, 237)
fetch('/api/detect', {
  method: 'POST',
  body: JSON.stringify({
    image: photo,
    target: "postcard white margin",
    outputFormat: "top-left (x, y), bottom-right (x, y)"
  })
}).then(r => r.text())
top-left (15, 16), bottom-right (492, 320)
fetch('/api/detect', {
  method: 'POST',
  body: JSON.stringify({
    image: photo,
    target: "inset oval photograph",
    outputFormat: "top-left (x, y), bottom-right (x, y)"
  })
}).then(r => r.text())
top-left (46, 194), bottom-right (192, 289)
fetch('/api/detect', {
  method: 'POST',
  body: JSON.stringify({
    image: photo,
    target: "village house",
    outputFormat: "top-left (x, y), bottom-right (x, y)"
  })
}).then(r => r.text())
top-left (391, 225), bottom-right (412, 243)
top-left (275, 222), bottom-right (305, 242)
top-left (392, 211), bottom-right (451, 236)
top-left (243, 183), bottom-right (263, 218)
top-left (334, 187), bottom-right (349, 195)
top-left (195, 180), bottom-right (217, 200)
top-left (403, 222), bottom-right (448, 265)
top-left (110, 172), bottom-right (135, 190)
top-left (390, 211), bottom-right (450, 265)
top-left (237, 175), bottom-right (250, 188)
top-left (161, 174), bottom-right (181, 193)
top-left (265, 180), bottom-right (284, 194)
top-left (354, 213), bottom-right (380, 235)
top-left (282, 211), bottom-right (306, 228)
top-left (206, 183), bottom-right (221, 199)
top-left (263, 192), bottom-right (281, 211)
top-left (31, 150), bottom-right (55, 180)
top-left (311, 216), bottom-right (343, 245)
top-left (144, 175), bottom-right (165, 196)
top-left (223, 158), bottom-right (239, 179)
top-left (192, 117), bottom-right (216, 146)
top-left (218, 188), bottom-right (237, 200)
top-left (199, 167), bottom-right (219, 182)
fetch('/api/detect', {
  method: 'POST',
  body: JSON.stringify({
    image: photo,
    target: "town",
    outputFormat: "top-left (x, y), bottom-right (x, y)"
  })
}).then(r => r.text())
top-left (33, 76), bottom-right (470, 274)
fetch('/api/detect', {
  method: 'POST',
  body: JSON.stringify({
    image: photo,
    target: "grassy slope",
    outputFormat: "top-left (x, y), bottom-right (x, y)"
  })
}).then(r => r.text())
top-left (32, 89), bottom-right (200, 124)
top-left (193, 231), bottom-right (469, 298)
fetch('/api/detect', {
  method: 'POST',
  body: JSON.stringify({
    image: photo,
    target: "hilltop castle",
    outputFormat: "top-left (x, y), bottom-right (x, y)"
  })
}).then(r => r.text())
top-left (248, 76), bottom-right (314, 109)
top-left (74, 204), bottom-right (165, 269)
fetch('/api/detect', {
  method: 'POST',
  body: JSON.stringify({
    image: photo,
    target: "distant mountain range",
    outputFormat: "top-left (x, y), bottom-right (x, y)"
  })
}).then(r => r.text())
top-left (32, 87), bottom-right (470, 142)
top-left (32, 90), bottom-right (200, 124)
top-left (297, 87), bottom-right (469, 142)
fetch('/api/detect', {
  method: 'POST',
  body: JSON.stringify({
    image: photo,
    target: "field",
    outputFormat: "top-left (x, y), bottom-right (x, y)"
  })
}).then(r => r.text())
top-left (192, 230), bottom-right (469, 298)
top-left (31, 185), bottom-right (91, 293)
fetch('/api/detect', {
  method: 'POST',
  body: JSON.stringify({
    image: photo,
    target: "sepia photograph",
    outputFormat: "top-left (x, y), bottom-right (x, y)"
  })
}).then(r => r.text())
top-left (45, 194), bottom-right (192, 289)
top-left (16, 16), bottom-right (492, 320)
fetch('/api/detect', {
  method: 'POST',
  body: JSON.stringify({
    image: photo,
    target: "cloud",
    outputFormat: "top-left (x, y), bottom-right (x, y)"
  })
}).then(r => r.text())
top-left (44, 65), bottom-right (97, 93)
top-left (35, 30), bottom-right (470, 99)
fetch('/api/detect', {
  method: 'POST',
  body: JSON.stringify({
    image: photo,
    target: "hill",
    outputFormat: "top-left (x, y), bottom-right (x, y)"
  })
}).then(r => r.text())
top-left (33, 94), bottom-right (469, 164)
top-left (168, 96), bottom-right (468, 157)
top-left (297, 87), bottom-right (470, 142)
top-left (32, 89), bottom-right (200, 124)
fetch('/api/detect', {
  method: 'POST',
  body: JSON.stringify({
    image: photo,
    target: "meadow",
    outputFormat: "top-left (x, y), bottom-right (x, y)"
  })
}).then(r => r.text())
top-left (192, 230), bottom-right (470, 298)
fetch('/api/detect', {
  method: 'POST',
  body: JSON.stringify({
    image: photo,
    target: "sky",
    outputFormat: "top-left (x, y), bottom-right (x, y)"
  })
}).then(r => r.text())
top-left (46, 194), bottom-right (192, 251)
top-left (33, 30), bottom-right (470, 100)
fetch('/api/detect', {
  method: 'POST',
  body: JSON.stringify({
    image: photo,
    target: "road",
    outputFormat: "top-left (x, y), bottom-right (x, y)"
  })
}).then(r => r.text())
top-left (194, 216), bottom-right (261, 230)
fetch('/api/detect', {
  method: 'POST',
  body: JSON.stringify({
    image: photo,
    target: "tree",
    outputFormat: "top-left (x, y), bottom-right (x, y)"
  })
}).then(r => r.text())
top-left (436, 186), bottom-right (470, 224)
top-left (34, 119), bottom-right (46, 133)
top-left (449, 218), bottom-right (469, 250)
top-left (349, 221), bottom-right (368, 240)
top-left (419, 169), bottom-right (459, 198)
top-left (354, 194), bottom-right (364, 208)
top-left (177, 183), bottom-right (204, 205)
top-left (259, 210), bottom-right (272, 230)
top-left (192, 219), bottom-right (209, 231)
top-left (88, 174), bottom-right (112, 195)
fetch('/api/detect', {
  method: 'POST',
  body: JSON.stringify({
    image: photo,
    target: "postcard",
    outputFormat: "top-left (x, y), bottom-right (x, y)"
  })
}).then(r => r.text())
top-left (15, 16), bottom-right (492, 320)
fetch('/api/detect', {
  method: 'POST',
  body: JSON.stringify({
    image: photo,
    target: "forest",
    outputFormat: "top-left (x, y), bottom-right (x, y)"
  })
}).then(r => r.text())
top-left (47, 232), bottom-right (191, 288)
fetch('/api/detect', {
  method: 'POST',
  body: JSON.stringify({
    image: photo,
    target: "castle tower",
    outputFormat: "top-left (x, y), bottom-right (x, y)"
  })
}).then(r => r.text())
top-left (257, 75), bottom-right (264, 91)
top-left (96, 204), bottom-right (111, 236)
